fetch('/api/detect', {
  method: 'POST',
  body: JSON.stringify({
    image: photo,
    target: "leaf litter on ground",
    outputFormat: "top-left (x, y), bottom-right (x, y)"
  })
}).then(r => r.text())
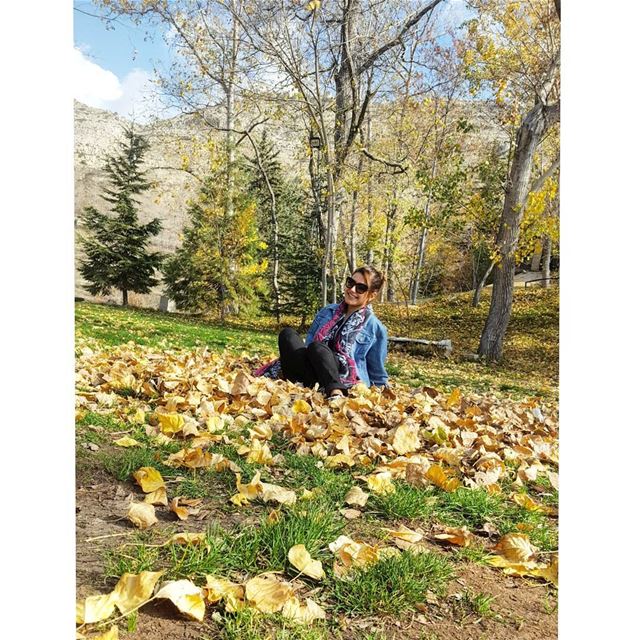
top-left (76, 339), bottom-right (559, 630)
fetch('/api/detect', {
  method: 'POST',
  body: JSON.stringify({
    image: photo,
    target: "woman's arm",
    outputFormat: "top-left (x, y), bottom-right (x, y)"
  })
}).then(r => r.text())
top-left (305, 308), bottom-right (327, 346)
top-left (366, 324), bottom-right (389, 386)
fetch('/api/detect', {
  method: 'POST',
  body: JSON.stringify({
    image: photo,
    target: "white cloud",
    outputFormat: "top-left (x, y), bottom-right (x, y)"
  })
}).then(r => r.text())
top-left (109, 68), bottom-right (166, 123)
top-left (73, 46), bottom-right (122, 106)
top-left (73, 47), bottom-right (172, 123)
top-left (435, 0), bottom-right (476, 31)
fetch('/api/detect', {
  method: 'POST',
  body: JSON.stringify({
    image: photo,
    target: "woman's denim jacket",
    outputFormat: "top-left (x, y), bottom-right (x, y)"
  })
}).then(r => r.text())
top-left (305, 303), bottom-right (389, 387)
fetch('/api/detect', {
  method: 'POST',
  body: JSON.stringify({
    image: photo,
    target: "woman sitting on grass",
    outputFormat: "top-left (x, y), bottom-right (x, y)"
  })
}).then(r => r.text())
top-left (254, 265), bottom-right (389, 401)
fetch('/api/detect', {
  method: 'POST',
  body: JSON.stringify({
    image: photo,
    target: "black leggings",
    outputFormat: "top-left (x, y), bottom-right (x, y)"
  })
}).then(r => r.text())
top-left (278, 327), bottom-right (347, 396)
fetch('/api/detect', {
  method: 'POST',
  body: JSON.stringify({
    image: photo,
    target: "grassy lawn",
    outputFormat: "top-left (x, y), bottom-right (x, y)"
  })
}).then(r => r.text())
top-left (75, 290), bottom-right (558, 638)
top-left (76, 286), bottom-right (558, 400)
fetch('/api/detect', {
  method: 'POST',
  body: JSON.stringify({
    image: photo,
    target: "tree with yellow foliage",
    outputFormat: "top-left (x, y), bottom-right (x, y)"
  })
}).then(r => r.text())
top-left (463, 0), bottom-right (560, 361)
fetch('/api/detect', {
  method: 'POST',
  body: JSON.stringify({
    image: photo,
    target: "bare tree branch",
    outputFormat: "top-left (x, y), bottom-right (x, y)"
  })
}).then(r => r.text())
top-left (360, 148), bottom-right (408, 174)
top-left (357, 0), bottom-right (445, 75)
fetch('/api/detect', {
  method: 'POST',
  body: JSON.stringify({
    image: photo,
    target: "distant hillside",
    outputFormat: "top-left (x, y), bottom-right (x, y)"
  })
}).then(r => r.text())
top-left (74, 99), bottom-right (507, 309)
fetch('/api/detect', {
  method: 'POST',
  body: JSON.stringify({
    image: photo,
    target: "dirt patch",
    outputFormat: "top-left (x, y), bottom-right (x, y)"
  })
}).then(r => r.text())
top-left (77, 456), bottom-right (557, 640)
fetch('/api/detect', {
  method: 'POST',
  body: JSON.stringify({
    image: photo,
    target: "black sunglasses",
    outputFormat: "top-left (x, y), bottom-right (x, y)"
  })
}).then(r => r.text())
top-left (345, 276), bottom-right (369, 294)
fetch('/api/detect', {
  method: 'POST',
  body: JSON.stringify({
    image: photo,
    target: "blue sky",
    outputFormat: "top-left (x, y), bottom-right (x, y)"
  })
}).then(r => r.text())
top-left (73, 0), bottom-right (472, 122)
top-left (73, 0), bottom-right (177, 121)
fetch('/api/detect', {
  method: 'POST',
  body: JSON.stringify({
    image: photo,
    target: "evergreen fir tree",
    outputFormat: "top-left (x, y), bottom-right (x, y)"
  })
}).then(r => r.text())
top-left (244, 132), bottom-right (321, 323)
top-left (79, 126), bottom-right (163, 306)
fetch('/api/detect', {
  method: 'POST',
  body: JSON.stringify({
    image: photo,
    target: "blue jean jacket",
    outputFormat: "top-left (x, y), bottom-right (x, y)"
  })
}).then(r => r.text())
top-left (305, 303), bottom-right (389, 387)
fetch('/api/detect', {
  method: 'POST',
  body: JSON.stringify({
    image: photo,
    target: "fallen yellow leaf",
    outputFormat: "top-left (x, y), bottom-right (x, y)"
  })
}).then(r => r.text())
top-left (144, 486), bottom-right (168, 506)
top-left (384, 524), bottom-right (423, 544)
top-left (164, 447), bottom-right (213, 469)
top-left (494, 533), bottom-right (538, 563)
top-left (130, 408), bottom-right (146, 424)
top-left (236, 472), bottom-right (263, 500)
top-left (446, 388), bottom-right (462, 408)
top-left (154, 579), bottom-right (205, 621)
top-left (365, 472), bottom-right (395, 495)
top-left (329, 535), bottom-right (380, 569)
top-left (511, 492), bottom-right (555, 514)
top-left (132, 467), bottom-right (165, 493)
top-left (170, 497), bottom-right (190, 521)
top-left (292, 399), bottom-right (312, 414)
top-left (261, 482), bottom-right (297, 506)
top-left (344, 486), bottom-right (369, 507)
top-left (156, 412), bottom-right (185, 434)
top-left (126, 502), bottom-right (158, 529)
top-left (230, 492), bottom-right (250, 506)
top-left (281, 596), bottom-right (327, 624)
top-left (89, 626), bottom-right (119, 640)
top-left (530, 555), bottom-right (558, 586)
top-left (288, 544), bottom-right (325, 580)
top-left (245, 439), bottom-right (273, 465)
top-left (245, 574), bottom-right (294, 613)
top-left (203, 576), bottom-right (245, 612)
top-left (114, 436), bottom-right (141, 447)
top-left (78, 593), bottom-right (116, 624)
top-left (325, 453), bottom-right (355, 468)
top-left (426, 464), bottom-right (460, 492)
top-left (111, 570), bottom-right (164, 614)
top-left (433, 526), bottom-right (473, 547)
top-left (169, 532), bottom-right (207, 545)
top-left (391, 423), bottom-right (421, 455)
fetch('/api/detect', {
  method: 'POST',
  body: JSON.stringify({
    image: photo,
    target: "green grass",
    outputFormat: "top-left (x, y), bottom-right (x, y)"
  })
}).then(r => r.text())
top-left (433, 487), bottom-right (558, 551)
top-left (242, 500), bottom-right (345, 574)
top-left (369, 482), bottom-right (437, 520)
top-left (76, 411), bottom-right (129, 446)
top-left (450, 543), bottom-right (491, 565)
top-left (527, 475), bottom-right (559, 509)
top-left (281, 453), bottom-right (354, 506)
top-left (434, 487), bottom-right (508, 530)
top-left (103, 501), bottom-right (345, 582)
top-left (163, 526), bottom-right (234, 580)
top-left (101, 444), bottom-right (183, 482)
top-left (104, 533), bottom-right (162, 578)
top-left (220, 609), bottom-right (332, 640)
top-left (459, 589), bottom-right (496, 619)
top-left (76, 301), bottom-right (277, 354)
top-left (330, 550), bottom-right (454, 615)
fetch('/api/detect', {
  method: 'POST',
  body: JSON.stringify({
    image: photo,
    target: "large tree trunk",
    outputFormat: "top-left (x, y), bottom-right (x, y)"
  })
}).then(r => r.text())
top-left (478, 100), bottom-right (559, 361)
top-left (122, 289), bottom-right (128, 307)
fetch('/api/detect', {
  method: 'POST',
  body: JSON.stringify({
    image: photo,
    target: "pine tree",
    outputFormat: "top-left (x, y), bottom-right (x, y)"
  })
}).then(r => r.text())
top-left (79, 126), bottom-right (163, 306)
top-left (244, 132), bottom-right (321, 324)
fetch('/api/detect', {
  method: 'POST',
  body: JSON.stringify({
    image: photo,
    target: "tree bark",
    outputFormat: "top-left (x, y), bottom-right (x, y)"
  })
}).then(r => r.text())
top-left (122, 289), bottom-right (128, 307)
top-left (382, 200), bottom-right (398, 302)
top-left (478, 100), bottom-right (559, 361)
top-left (541, 235), bottom-right (552, 288)
top-left (472, 261), bottom-right (495, 307)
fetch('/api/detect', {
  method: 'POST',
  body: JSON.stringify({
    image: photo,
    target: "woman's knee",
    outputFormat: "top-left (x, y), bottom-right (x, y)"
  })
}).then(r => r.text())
top-left (279, 326), bottom-right (300, 348)
top-left (307, 340), bottom-right (324, 352)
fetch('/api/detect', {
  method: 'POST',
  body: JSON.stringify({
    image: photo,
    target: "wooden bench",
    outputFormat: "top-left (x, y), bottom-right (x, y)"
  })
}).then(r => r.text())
top-left (388, 336), bottom-right (452, 357)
